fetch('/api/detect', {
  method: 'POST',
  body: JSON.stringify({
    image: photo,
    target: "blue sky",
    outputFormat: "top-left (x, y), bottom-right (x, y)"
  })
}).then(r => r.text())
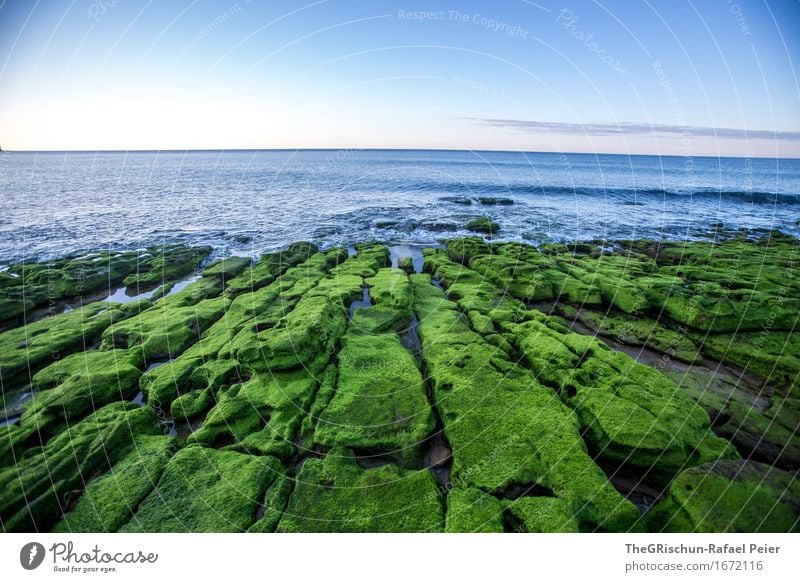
top-left (1, 0), bottom-right (798, 156)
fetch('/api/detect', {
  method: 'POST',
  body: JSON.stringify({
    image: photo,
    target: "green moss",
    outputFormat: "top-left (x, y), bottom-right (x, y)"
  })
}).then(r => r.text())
top-left (190, 356), bottom-right (327, 459)
top-left (0, 245), bottom-right (210, 324)
top-left (53, 435), bottom-right (173, 532)
top-left (647, 460), bottom-right (800, 532)
top-left (505, 308), bottom-right (735, 477)
top-left (276, 449), bottom-right (444, 532)
top-left (101, 297), bottom-right (227, 361)
top-left (0, 302), bottom-right (135, 388)
top-left (397, 256), bottom-right (414, 274)
top-left (202, 256), bottom-right (252, 280)
top-left (466, 216), bottom-right (500, 234)
top-left (242, 294), bottom-right (345, 371)
top-left (170, 388), bottom-right (215, 423)
top-left (562, 307), bottom-right (700, 364)
top-left (230, 246), bottom-right (387, 372)
top-left (299, 364), bottom-right (338, 445)
top-left (697, 331), bottom-right (800, 395)
top-left (224, 243), bottom-right (334, 298)
top-left (123, 245), bottom-right (211, 289)
top-left (20, 349), bottom-right (143, 429)
top-left (121, 446), bottom-right (285, 532)
top-left (247, 473), bottom-right (294, 532)
top-left (410, 273), bottom-right (639, 531)
top-left (330, 243), bottom-right (389, 278)
top-left (504, 497), bottom-right (580, 533)
top-left (716, 400), bottom-right (800, 469)
top-left (365, 268), bottom-right (413, 320)
top-left (143, 357), bottom-right (241, 411)
top-left (0, 402), bottom-right (161, 532)
top-left (314, 333), bottom-right (435, 463)
top-left (155, 276), bottom-right (223, 308)
top-left (140, 249), bottom-right (347, 410)
top-left (443, 237), bottom-right (489, 265)
top-left (445, 487), bottom-right (504, 533)
top-left (661, 368), bottom-right (750, 418)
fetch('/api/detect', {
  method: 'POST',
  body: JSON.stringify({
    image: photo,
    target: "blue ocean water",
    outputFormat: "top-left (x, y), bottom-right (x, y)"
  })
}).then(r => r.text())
top-left (0, 149), bottom-right (798, 263)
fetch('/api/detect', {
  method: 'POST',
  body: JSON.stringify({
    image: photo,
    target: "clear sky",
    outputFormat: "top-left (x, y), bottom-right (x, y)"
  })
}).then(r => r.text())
top-left (1, 0), bottom-right (799, 156)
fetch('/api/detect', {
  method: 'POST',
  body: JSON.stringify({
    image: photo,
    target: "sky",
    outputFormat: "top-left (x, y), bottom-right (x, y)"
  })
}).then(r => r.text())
top-left (0, 0), bottom-right (799, 156)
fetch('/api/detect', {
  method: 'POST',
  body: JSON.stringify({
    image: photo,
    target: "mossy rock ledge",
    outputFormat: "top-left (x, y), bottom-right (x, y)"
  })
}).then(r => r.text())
top-left (1, 231), bottom-right (798, 532)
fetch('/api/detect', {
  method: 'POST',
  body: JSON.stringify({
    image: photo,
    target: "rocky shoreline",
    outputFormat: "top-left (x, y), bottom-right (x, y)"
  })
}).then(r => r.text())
top-left (1, 224), bottom-right (798, 532)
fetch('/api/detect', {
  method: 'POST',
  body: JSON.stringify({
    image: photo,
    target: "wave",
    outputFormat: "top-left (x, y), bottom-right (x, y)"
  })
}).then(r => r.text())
top-left (425, 182), bottom-right (800, 204)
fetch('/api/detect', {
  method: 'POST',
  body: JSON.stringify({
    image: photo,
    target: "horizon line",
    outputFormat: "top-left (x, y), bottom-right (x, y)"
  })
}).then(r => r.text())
top-left (2, 146), bottom-right (799, 161)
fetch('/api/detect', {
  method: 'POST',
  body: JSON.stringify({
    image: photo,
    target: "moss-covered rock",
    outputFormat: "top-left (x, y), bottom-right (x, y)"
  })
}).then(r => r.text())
top-left (191, 356), bottom-right (327, 458)
top-left (715, 400), bottom-right (800, 470)
top-left (53, 435), bottom-right (173, 532)
top-left (20, 348), bottom-right (143, 430)
top-left (411, 273), bottom-right (640, 531)
top-left (123, 245), bottom-right (211, 290)
top-left (277, 449), bottom-right (444, 532)
top-left (697, 331), bottom-right (799, 395)
top-left (504, 496), bottom-right (580, 533)
top-left (314, 333), bottom-right (435, 463)
top-left (445, 487), bottom-right (504, 533)
top-left (561, 306), bottom-right (700, 364)
top-left (224, 242), bottom-right (321, 297)
top-left (0, 245), bottom-right (210, 324)
top-left (0, 402), bottom-right (161, 532)
top-left (419, 252), bottom-right (736, 481)
top-left (0, 302), bottom-right (139, 389)
top-left (101, 297), bottom-right (227, 361)
top-left (121, 446), bottom-right (286, 532)
top-left (139, 248), bottom-right (345, 410)
top-left (466, 216), bottom-right (500, 234)
top-left (647, 459), bottom-right (800, 532)
top-left (202, 256), bottom-right (252, 280)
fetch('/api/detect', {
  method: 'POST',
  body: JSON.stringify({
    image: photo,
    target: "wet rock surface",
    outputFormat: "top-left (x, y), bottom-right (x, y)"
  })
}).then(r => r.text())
top-left (0, 232), bottom-right (797, 532)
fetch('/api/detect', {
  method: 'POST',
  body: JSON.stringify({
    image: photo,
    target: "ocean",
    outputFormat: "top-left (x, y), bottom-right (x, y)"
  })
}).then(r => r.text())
top-left (1, 149), bottom-right (798, 263)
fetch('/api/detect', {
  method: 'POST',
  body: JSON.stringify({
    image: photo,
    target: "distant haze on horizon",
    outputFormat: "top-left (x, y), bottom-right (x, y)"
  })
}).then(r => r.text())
top-left (1, 0), bottom-right (799, 157)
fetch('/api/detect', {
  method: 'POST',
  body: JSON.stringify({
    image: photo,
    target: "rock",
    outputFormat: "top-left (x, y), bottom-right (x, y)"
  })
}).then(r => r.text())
top-left (54, 435), bottom-right (173, 532)
top-left (477, 197), bottom-right (513, 205)
top-left (0, 402), bottom-right (161, 532)
top-left (504, 497), bottom-right (580, 533)
top-left (314, 268), bottom-right (434, 464)
top-left (123, 245), bottom-right (211, 290)
top-left (121, 446), bottom-right (286, 532)
top-left (421, 250), bottom-right (737, 481)
top-left (446, 488), bottom-right (503, 533)
top-left (440, 196), bottom-right (472, 205)
top-left (397, 256), bottom-right (414, 273)
top-left (647, 459), bottom-right (800, 532)
top-left (465, 216), bottom-right (500, 234)
top-left (411, 273), bottom-right (640, 532)
top-left (201, 255), bottom-right (252, 279)
top-left (0, 301), bottom-right (142, 391)
top-left (426, 445), bottom-right (451, 467)
top-left (276, 448), bottom-right (444, 532)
